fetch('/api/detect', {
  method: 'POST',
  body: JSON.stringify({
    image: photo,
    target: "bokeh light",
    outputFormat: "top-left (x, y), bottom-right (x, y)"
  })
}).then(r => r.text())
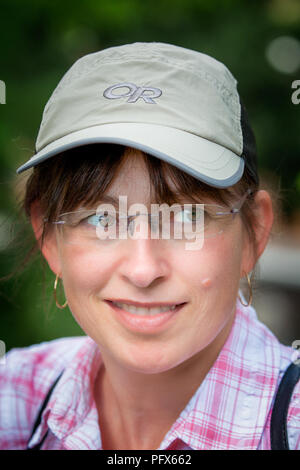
top-left (266, 36), bottom-right (300, 74)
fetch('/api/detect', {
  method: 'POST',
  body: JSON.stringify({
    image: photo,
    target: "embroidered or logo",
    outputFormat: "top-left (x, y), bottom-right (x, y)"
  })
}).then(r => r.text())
top-left (103, 82), bottom-right (162, 104)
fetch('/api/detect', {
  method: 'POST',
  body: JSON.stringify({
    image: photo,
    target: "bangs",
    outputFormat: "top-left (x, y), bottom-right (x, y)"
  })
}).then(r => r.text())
top-left (25, 143), bottom-right (246, 217)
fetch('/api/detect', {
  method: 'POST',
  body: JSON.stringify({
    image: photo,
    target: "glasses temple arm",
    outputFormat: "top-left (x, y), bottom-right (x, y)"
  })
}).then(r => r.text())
top-left (231, 188), bottom-right (254, 214)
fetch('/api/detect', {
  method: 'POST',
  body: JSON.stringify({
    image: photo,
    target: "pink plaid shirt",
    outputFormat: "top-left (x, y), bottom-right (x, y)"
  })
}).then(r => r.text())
top-left (0, 299), bottom-right (299, 450)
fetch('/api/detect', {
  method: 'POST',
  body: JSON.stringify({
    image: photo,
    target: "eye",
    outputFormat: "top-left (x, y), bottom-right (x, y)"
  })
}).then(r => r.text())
top-left (173, 207), bottom-right (202, 223)
top-left (86, 213), bottom-right (116, 228)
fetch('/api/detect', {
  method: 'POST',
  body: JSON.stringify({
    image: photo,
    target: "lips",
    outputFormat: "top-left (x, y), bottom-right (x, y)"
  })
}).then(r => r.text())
top-left (106, 298), bottom-right (185, 308)
top-left (105, 299), bottom-right (186, 333)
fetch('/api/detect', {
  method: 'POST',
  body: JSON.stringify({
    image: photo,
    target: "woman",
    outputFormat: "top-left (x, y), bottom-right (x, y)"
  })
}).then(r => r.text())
top-left (0, 42), bottom-right (299, 450)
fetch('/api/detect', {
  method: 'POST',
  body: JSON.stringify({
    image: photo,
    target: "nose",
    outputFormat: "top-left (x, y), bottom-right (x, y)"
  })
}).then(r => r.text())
top-left (119, 237), bottom-right (170, 288)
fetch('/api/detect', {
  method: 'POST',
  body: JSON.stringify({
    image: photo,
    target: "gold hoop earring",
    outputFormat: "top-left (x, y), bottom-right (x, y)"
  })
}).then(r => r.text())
top-left (53, 274), bottom-right (68, 309)
top-left (238, 272), bottom-right (253, 307)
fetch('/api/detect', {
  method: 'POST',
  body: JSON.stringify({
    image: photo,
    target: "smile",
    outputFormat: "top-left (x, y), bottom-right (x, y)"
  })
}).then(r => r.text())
top-left (111, 301), bottom-right (178, 316)
top-left (105, 299), bottom-right (186, 333)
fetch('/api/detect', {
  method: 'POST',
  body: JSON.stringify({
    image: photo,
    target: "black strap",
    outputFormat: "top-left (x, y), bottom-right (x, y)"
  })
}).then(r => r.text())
top-left (270, 362), bottom-right (300, 450)
top-left (26, 371), bottom-right (64, 450)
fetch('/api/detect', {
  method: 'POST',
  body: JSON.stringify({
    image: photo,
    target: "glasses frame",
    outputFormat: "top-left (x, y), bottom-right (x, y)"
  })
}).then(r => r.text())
top-left (47, 188), bottom-right (254, 239)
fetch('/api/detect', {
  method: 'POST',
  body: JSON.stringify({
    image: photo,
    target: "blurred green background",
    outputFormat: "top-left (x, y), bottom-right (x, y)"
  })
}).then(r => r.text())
top-left (0, 0), bottom-right (300, 352)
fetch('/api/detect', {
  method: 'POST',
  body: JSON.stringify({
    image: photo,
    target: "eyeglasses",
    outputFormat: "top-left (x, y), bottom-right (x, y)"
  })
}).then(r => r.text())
top-left (48, 189), bottom-right (253, 247)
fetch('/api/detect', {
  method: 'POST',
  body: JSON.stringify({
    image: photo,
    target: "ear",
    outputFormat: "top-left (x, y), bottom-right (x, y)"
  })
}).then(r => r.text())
top-left (241, 190), bottom-right (274, 274)
top-left (30, 201), bottom-right (62, 276)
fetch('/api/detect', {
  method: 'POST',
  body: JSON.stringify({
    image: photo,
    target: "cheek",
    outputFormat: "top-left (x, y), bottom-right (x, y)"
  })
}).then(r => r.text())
top-left (176, 232), bottom-right (244, 304)
top-left (59, 246), bottom-right (115, 293)
top-left (183, 237), bottom-right (242, 274)
top-left (59, 247), bottom-right (117, 334)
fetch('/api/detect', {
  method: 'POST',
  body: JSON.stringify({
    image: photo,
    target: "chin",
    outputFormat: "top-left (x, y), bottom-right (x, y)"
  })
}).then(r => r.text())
top-left (121, 348), bottom-right (186, 375)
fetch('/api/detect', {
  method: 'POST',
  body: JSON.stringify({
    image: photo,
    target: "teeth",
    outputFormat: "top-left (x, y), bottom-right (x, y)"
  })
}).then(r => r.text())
top-left (112, 302), bottom-right (178, 315)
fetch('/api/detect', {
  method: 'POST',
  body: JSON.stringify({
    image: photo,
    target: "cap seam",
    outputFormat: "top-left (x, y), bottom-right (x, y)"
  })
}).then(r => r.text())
top-left (49, 53), bottom-right (236, 94)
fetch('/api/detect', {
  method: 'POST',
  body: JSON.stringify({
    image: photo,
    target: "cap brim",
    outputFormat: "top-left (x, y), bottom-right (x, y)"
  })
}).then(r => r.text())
top-left (16, 123), bottom-right (244, 188)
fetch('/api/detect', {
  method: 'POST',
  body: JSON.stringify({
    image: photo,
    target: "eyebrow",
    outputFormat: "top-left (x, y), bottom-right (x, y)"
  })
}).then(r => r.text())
top-left (96, 195), bottom-right (120, 206)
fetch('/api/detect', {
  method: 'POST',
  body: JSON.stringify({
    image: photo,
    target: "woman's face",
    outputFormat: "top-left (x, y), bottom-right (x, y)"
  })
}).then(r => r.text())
top-left (39, 150), bottom-right (257, 374)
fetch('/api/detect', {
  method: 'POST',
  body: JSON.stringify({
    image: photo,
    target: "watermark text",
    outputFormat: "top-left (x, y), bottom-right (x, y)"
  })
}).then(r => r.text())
top-left (291, 340), bottom-right (300, 365)
top-left (0, 340), bottom-right (6, 365)
top-left (0, 80), bottom-right (6, 104)
top-left (95, 196), bottom-right (205, 251)
top-left (291, 80), bottom-right (300, 105)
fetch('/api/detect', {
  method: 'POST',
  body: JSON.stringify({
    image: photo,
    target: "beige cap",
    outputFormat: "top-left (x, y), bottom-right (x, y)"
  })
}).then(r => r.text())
top-left (16, 42), bottom-right (258, 188)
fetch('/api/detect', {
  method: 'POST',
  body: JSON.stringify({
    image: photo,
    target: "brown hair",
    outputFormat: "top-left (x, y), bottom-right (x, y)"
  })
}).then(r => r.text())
top-left (8, 143), bottom-right (265, 283)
